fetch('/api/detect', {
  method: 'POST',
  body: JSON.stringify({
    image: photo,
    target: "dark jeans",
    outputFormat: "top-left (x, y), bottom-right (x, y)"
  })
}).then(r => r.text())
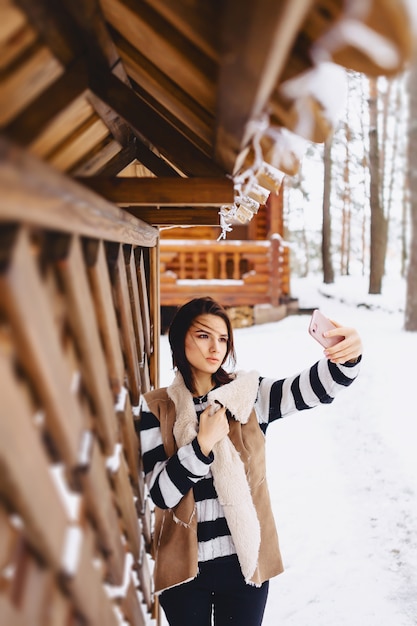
top-left (159, 555), bottom-right (269, 626)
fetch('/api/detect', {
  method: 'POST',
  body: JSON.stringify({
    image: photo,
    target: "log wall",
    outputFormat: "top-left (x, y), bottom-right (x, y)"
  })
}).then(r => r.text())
top-left (160, 237), bottom-right (290, 308)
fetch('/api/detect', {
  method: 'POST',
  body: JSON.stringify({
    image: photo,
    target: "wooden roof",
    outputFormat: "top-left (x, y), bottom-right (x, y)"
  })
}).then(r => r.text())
top-left (1, 0), bottom-right (415, 226)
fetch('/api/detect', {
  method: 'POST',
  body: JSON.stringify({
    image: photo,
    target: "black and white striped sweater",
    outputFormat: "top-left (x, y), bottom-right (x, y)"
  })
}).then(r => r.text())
top-left (140, 357), bottom-right (360, 564)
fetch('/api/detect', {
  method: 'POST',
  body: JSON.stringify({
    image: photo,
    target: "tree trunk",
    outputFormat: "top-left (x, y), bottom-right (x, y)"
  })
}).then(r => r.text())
top-left (341, 121), bottom-right (352, 275)
top-left (359, 76), bottom-right (369, 276)
top-left (368, 77), bottom-right (388, 294)
top-left (402, 175), bottom-right (409, 278)
top-left (405, 62), bottom-right (417, 330)
top-left (322, 135), bottom-right (334, 284)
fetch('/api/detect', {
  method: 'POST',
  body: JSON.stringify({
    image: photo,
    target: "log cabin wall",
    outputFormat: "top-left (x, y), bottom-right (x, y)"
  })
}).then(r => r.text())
top-left (158, 189), bottom-right (290, 322)
top-left (0, 138), bottom-right (159, 626)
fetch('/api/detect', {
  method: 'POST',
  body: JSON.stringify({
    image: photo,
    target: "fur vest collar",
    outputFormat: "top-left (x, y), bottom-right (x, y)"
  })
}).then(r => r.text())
top-left (167, 370), bottom-right (261, 583)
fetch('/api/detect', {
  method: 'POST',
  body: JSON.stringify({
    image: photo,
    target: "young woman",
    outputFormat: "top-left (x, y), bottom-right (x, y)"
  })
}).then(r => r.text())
top-left (140, 297), bottom-right (362, 626)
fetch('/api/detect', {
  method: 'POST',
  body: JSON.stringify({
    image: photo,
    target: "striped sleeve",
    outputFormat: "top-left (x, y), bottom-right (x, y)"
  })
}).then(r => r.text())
top-left (140, 397), bottom-right (213, 509)
top-left (255, 356), bottom-right (361, 426)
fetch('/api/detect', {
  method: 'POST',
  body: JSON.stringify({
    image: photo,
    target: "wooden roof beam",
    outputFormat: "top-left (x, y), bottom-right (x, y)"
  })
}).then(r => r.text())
top-left (78, 177), bottom-right (234, 206)
top-left (125, 206), bottom-right (221, 227)
top-left (215, 0), bottom-right (315, 173)
top-left (90, 71), bottom-right (227, 177)
top-left (100, 0), bottom-right (217, 112)
top-left (110, 28), bottom-right (214, 153)
top-left (144, 0), bottom-right (219, 62)
top-left (15, 0), bottom-right (181, 178)
top-left (14, 0), bottom-right (130, 148)
top-left (15, 0), bottom-right (226, 178)
top-left (75, 142), bottom-right (138, 178)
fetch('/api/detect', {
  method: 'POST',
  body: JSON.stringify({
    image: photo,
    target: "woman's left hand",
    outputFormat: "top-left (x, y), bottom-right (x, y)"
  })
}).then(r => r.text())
top-left (323, 321), bottom-right (363, 364)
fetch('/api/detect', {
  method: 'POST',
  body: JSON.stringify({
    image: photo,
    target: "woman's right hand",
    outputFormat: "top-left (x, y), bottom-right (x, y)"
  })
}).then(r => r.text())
top-left (197, 403), bottom-right (229, 456)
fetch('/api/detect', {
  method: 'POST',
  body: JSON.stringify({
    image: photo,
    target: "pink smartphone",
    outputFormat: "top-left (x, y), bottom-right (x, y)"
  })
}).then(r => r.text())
top-left (308, 309), bottom-right (342, 348)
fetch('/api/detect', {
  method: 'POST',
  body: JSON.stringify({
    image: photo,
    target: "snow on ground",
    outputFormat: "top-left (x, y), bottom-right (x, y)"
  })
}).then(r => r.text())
top-left (156, 274), bottom-right (417, 626)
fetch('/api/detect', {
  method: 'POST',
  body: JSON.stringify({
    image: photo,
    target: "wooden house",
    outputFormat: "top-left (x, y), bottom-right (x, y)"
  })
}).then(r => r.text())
top-left (0, 1), bottom-right (415, 625)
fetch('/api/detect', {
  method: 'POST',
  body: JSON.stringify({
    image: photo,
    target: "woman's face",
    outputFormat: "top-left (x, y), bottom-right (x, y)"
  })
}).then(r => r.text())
top-left (184, 314), bottom-right (229, 378)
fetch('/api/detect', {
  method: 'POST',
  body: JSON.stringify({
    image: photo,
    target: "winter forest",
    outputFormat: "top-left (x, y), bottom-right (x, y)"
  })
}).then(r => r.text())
top-left (283, 62), bottom-right (417, 329)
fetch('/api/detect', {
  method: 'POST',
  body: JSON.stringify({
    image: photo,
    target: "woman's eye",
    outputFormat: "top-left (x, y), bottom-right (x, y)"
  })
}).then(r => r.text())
top-left (197, 333), bottom-right (208, 339)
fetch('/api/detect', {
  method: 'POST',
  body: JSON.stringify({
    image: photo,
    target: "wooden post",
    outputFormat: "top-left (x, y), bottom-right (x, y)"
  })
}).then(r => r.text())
top-left (269, 235), bottom-right (281, 307)
top-left (150, 243), bottom-right (161, 390)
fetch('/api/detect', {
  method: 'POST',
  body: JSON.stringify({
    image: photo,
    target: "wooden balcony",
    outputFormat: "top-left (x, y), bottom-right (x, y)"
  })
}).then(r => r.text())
top-left (160, 236), bottom-right (290, 308)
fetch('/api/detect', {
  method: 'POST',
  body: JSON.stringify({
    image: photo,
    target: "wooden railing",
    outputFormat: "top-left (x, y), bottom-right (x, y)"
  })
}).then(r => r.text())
top-left (160, 236), bottom-right (290, 307)
top-left (0, 138), bottom-right (160, 626)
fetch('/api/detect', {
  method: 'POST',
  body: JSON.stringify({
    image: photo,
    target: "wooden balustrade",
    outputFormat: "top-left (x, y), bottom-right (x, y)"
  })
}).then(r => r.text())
top-left (160, 237), bottom-right (290, 307)
top-left (0, 139), bottom-right (159, 626)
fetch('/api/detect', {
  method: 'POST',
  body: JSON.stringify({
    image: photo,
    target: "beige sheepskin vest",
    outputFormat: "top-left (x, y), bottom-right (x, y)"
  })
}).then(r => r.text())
top-left (143, 371), bottom-right (284, 594)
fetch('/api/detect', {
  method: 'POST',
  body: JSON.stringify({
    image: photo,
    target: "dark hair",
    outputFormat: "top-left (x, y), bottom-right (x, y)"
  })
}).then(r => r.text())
top-left (168, 297), bottom-right (236, 394)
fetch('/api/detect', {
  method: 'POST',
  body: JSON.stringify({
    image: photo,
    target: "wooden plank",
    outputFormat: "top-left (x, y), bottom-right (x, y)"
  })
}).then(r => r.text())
top-left (52, 234), bottom-right (119, 455)
top-left (30, 95), bottom-right (94, 159)
top-left (0, 43), bottom-right (63, 126)
top-left (15, 0), bottom-right (84, 65)
top-left (109, 451), bottom-right (141, 559)
top-left (117, 392), bottom-right (141, 500)
top-left (20, 0), bottom-right (206, 178)
top-left (0, 595), bottom-right (26, 626)
top-left (133, 139), bottom-right (179, 178)
top-left (0, 137), bottom-right (158, 248)
top-left (70, 137), bottom-right (123, 177)
top-left (60, 0), bottom-right (137, 147)
top-left (78, 177), bottom-right (235, 206)
top-left (0, 504), bottom-right (19, 574)
top-left (63, 523), bottom-right (119, 626)
top-left (121, 577), bottom-right (147, 626)
top-left (141, 352), bottom-right (151, 396)
top-left (159, 283), bottom-right (274, 307)
top-left (15, 0), bottom-right (142, 184)
top-left (145, 0), bottom-right (219, 61)
top-left (0, 1), bottom-right (29, 52)
top-left (136, 249), bottom-right (151, 359)
top-left (0, 349), bottom-right (69, 569)
top-left (0, 14), bottom-right (37, 72)
top-left (14, 549), bottom-right (55, 625)
top-left (148, 245), bottom-right (160, 389)
top-left (107, 243), bottom-right (141, 406)
top-left (215, 0), bottom-right (315, 171)
top-left (160, 240), bottom-right (271, 253)
top-left (16, 0), bottom-right (139, 157)
top-left (84, 239), bottom-right (125, 396)
top-left (90, 69), bottom-right (226, 177)
top-left (112, 27), bottom-right (213, 150)
top-left (0, 227), bottom-right (85, 469)
top-left (124, 245), bottom-right (145, 366)
top-left (22, 0), bottom-right (175, 185)
top-left (136, 548), bottom-right (152, 611)
top-left (78, 440), bottom-right (125, 584)
top-left (5, 58), bottom-right (89, 146)
top-left (43, 583), bottom-right (71, 626)
top-left (100, 0), bottom-right (216, 111)
top-left (48, 115), bottom-right (110, 172)
top-left (73, 139), bottom-right (133, 177)
top-left (140, 498), bottom-right (152, 551)
top-left (125, 205), bottom-right (221, 226)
